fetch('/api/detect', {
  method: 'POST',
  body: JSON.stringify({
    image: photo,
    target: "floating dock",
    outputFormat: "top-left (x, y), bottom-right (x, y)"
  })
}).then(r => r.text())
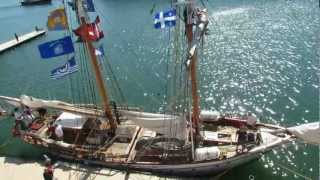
top-left (0, 29), bottom-right (46, 53)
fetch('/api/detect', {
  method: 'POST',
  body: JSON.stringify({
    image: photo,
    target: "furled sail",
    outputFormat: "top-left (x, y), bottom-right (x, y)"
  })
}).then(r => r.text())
top-left (19, 95), bottom-right (105, 117)
top-left (120, 110), bottom-right (187, 140)
top-left (287, 122), bottom-right (320, 145)
top-left (0, 96), bottom-right (21, 107)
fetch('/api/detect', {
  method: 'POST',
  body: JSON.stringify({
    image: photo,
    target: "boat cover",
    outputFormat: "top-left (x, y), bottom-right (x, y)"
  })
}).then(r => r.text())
top-left (54, 112), bottom-right (87, 129)
top-left (195, 147), bottom-right (220, 161)
top-left (287, 122), bottom-right (320, 145)
top-left (120, 110), bottom-right (187, 140)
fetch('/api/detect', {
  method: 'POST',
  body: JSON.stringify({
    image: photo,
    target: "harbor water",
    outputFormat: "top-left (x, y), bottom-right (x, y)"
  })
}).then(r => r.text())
top-left (0, 0), bottom-right (319, 179)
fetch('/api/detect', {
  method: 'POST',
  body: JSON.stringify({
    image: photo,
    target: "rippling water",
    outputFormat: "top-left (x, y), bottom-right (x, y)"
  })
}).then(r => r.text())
top-left (0, 0), bottom-right (319, 179)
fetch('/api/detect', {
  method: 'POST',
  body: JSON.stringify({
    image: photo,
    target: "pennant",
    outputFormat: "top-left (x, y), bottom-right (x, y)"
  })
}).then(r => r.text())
top-left (95, 45), bottom-right (104, 57)
top-left (47, 8), bottom-right (69, 31)
top-left (83, 0), bottom-right (95, 12)
top-left (73, 16), bottom-right (104, 41)
top-left (50, 57), bottom-right (79, 79)
top-left (154, 9), bottom-right (176, 29)
top-left (38, 36), bottom-right (74, 59)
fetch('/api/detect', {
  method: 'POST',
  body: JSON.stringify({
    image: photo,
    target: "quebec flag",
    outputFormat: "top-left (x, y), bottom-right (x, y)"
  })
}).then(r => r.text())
top-left (154, 9), bottom-right (176, 29)
top-left (38, 36), bottom-right (74, 59)
top-left (50, 57), bottom-right (79, 79)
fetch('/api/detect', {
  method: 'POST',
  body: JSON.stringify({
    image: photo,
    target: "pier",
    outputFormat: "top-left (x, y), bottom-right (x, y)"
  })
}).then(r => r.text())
top-left (0, 29), bottom-right (46, 53)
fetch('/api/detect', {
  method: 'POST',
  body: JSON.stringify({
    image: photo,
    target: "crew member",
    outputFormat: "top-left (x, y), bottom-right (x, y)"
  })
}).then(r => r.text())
top-left (12, 108), bottom-right (23, 132)
top-left (14, 33), bottom-right (19, 42)
top-left (246, 112), bottom-right (257, 127)
top-left (54, 123), bottom-right (64, 141)
top-left (43, 157), bottom-right (54, 180)
top-left (22, 106), bottom-right (34, 125)
top-left (236, 125), bottom-right (248, 153)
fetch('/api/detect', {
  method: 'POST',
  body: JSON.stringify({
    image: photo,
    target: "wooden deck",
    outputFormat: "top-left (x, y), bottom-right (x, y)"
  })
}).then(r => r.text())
top-left (0, 30), bottom-right (46, 53)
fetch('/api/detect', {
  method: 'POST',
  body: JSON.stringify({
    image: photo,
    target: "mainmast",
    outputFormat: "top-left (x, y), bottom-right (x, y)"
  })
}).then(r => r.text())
top-left (185, 0), bottom-right (208, 137)
top-left (185, 0), bottom-right (200, 136)
top-left (75, 0), bottom-right (117, 132)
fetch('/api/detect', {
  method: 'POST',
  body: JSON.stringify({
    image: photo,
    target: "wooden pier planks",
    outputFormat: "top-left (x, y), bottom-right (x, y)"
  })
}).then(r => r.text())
top-left (0, 30), bottom-right (46, 53)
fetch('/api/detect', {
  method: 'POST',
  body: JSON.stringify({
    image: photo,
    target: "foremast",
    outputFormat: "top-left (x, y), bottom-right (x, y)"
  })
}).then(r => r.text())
top-left (75, 0), bottom-right (117, 132)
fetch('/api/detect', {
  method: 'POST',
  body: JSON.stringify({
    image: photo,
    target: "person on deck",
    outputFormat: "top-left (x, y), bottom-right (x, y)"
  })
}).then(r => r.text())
top-left (14, 33), bottom-right (19, 42)
top-left (43, 156), bottom-right (54, 180)
top-left (54, 123), bottom-right (64, 141)
top-left (22, 106), bottom-right (34, 124)
top-left (236, 125), bottom-right (248, 153)
top-left (246, 112), bottom-right (257, 128)
top-left (12, 108), bottom-right (23, 131)
top-left (47, 121), bottom-right (55, 138)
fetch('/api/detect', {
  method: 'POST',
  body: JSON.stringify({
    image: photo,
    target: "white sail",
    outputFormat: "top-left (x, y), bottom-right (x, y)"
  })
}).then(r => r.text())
top-left (287, 122), bottom-right (320, 145)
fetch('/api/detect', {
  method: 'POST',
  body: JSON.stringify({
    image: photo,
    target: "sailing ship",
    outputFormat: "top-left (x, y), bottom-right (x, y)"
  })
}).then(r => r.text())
top-left (0, 0), bottom-right (318, 177)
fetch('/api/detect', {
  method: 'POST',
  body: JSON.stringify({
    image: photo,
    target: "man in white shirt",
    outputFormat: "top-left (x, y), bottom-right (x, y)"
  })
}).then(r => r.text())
top-left (54, 124), bottom-right (64, 141)
top-left (246, 112), bottom-right (257, 127)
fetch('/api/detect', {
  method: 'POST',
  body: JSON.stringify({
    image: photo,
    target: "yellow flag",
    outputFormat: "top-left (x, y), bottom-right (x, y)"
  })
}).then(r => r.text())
top-left (47, 8), bottom-right (68, 31)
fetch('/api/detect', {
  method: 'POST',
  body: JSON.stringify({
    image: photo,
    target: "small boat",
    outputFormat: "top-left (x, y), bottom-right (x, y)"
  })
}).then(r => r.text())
top-left (21, 0), bottom-right (51, 6)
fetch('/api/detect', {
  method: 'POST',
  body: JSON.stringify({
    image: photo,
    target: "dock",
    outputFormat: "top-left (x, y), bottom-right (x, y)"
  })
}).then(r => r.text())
top-left (0, 29), bottom-right (46, 53)
top-left (0, 156), bottom-right (159, 180)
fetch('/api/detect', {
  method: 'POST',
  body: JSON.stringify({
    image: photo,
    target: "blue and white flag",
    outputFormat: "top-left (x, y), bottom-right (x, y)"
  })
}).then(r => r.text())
top-left (83, 0), bottom-right (95, 12)
top-left (38, 36), bottom-right (74, 59)
top-left (154, 9), bottom-right (176, 29)
top-left (95, 45), bottom-right (105, 57)
top-left (50, 57), bottom-right (78, 79)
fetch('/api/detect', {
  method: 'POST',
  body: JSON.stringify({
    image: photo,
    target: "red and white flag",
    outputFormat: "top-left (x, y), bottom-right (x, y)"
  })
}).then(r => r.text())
top-left (73, 16), bottom-right (104, 41)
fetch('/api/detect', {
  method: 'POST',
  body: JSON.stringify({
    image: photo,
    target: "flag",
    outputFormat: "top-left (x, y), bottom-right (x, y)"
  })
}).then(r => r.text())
top-left (154, 9), bottom-right (176, 29)
top-left (47, 8), bottom-right (69, 31)
top-left (73, 16), bottom-right (104, 41)
top-left (83, 0), bottom-right (95, 12)
top-left (38, 36), bottom-right (74, 59)
top-left (50, 57), bottom-right (79, 79)
top-left (95, 45), bottom-right (104, 57)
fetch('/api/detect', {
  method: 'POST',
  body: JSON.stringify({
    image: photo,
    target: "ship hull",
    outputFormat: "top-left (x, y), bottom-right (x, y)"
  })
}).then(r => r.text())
top-left (50, 151), bottom-right (261, 176)
top-left (24, 126), bottom-right (291, 176)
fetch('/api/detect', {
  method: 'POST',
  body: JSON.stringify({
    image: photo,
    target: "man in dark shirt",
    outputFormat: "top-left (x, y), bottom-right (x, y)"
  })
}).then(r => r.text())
top-left (236, 125), bottom-right (248, 153)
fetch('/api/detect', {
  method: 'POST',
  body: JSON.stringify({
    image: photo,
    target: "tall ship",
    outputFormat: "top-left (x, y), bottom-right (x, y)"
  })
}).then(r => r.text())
top-left (0, 0), bottom-right (318, 176)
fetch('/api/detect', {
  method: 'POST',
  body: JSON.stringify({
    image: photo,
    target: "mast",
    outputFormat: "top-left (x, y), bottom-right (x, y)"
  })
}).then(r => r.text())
top-left (75, 0), bottom-right (117, 132)
top-left (185, 0), bottom-right (200, 136)
top-left (185, 1), bottom-right (209, 138)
